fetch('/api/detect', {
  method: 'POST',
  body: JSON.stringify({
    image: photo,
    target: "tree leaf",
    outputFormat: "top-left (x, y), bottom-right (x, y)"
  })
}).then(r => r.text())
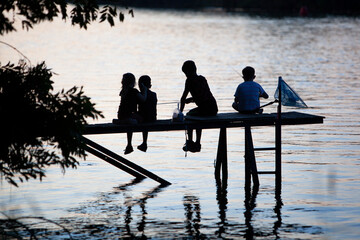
top-left (107, 15), bottom-right (114, 26)
top-left (119, 12), bottom-right (124, 22)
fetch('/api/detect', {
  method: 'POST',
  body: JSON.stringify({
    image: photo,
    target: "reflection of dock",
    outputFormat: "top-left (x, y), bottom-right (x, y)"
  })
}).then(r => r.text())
top-left (83, 111), bottom-right (324, 188)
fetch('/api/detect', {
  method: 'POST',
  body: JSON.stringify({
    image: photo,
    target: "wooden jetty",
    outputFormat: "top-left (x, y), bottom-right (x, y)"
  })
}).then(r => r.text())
top-left (83, 111), bottom-right (324, 188)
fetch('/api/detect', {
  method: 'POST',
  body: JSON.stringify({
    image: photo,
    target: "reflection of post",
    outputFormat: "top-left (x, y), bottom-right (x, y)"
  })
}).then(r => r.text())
top-left (118, 182), bottom-right (168, 238)
top-left (215, 128), bottom-right (228, 185)
top-left (273, 187), bottom-right (283, 237)
top-left (183, 195), bottom-right (202, 238)
top-left (215, 178), bottom-right (228, 238)
top-left (244, 185), bottom-right (259, 239)
top-left (138, 200), bottom-right (146, 234)
top-left (124, 198), bottom-right (133, 237)
top-left (136, 184), bottom-right (167, 234)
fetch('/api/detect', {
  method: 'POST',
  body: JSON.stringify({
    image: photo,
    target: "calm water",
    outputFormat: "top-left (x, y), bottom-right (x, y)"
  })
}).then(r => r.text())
top-left (1, 9), bottom-right (360, 239)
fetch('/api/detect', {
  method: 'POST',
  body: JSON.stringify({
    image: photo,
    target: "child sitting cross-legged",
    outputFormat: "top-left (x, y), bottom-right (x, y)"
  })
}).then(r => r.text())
top-left (232, 66), bottom-right (269, 114)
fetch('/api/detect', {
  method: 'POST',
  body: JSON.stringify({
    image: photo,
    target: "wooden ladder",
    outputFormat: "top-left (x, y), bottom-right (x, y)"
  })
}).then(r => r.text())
top-left (245, 77), bottom-right (282, 188)
top-left (244, 121), bottom-right (281, 189)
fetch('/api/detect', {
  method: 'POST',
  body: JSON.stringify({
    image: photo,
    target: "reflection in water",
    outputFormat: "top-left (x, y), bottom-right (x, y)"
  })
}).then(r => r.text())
top-left (121, 180), bottom-right (166, 238)
top-left (1, 176), bottom-right (322, 239)
top-left (244, 185), bottom-right (259, 240)
top-left (215, 178), bottom-right (228, 238)
top-left (273, 188), bottom-right (283, 238)
top-left (215, 177), bottom-right (287, 240)
top-left (52, 177), bottom-right (323, 239)
top-left (183, 195), bottom-right (203, 238)
top-left (63, 178), bottom-right (170, 239)
top-left (1, 176), bottom-right (323, 239)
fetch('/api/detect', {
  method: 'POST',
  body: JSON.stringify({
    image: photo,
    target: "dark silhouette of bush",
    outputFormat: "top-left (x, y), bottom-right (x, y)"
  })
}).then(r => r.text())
top-left (0, 0), bottom-right (133, 187)
top-left (0, 61), bottom-right (103, 186)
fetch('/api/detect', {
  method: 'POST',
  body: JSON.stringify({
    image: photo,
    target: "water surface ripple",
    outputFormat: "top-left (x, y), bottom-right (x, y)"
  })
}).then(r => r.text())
top-left (1, 9), bottom-right (359, 239)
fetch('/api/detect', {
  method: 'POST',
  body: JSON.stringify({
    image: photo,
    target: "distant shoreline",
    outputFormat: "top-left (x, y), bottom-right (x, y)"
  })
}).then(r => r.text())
top-left (117, 0), bottom-right (360, 16)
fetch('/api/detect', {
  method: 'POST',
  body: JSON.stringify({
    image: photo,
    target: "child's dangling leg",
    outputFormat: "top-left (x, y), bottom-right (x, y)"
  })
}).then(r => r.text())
top-left (125, 131), bottom-right (134, 154)
top-left (193, 129), bottom-right (202, 152)
top-left (183, 129), bottom-right (198, 152)
top-left (137, 131), bottom-right (148, 152)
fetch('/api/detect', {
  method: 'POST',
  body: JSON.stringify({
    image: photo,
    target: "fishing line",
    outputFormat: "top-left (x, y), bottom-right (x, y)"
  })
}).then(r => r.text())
top-left (260, 100), bottom-right (278, 109)
top-left (184, 125), bottom-right (188, 157)
top-left (158, 98), bottom-right (233, 105)
top-left (228, 65), bottom-right (242, 78)
top-left (156, 64), bottom-right (275, 108)
top-left (0, 40), bottom-right (32, 65)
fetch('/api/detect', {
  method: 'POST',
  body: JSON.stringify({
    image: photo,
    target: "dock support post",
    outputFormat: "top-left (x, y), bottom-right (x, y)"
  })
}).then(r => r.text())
top-left (84, 145), bottom-right (145, 179)
top-left (215, 128), bottom-right (228, 185)
top-left (82, 136), bottom-right (171, 186)
top-left (245, 126), bottom-right (259, 189)
top-left (275, 77), bottom-right (282, 190)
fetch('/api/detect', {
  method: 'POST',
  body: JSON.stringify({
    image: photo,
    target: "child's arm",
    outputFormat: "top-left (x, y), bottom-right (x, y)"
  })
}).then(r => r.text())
top-left (137, 84), bottom-right (148, 102)
top-left (260, 91), bottom-right (269, 99)
top-left (180, 88), bottom-right (190, 112)
top-left (185, 97), bottom-right (194, 104)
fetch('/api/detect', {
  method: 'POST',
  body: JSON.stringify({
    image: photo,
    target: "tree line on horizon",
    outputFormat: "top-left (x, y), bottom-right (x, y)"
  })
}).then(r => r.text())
top-left (124, 0), bottom-right (360, 15)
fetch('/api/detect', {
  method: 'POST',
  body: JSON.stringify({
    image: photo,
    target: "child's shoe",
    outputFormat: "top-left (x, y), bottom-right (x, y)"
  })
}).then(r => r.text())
top-left (191, 142), bottom-right (201, 153)
top-left (183, 140), bottom-right (195, 152)
top-left (137, 143), bottom-right (147, 152)
top-left (124, 145), bottom-right (133, 155)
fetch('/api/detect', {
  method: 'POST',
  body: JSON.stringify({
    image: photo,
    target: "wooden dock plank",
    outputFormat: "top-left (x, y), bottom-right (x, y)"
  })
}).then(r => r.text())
top-left (81, 111), bottom-right (324, 186)
top-left (84, 111), bottom-right (324, 135)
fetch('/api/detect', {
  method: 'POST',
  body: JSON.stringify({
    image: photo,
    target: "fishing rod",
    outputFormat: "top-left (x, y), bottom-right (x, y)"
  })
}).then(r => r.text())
top-left (260, 99), bottom-right (278, 109)
top-left (159, 99), bottom-right (277, 109)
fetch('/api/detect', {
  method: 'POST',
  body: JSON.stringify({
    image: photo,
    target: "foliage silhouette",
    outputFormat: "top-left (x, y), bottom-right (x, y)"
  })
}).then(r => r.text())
top-left (0, 0), bottom-right (133, 35)
top-left (0, 0), bottom-right (133, 187)
top-left (0, 61), bottom-right (103, 186)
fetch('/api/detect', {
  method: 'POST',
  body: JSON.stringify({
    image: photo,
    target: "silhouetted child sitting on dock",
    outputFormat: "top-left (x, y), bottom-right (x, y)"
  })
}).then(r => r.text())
top-left (137, 75), bottom-right (157, 152)
top-left (232, 66), bottom-right (269, 114)
top-left (117, 73), bottom-right (147, 154)
top-left (180, 60), bottom-right (218, 153)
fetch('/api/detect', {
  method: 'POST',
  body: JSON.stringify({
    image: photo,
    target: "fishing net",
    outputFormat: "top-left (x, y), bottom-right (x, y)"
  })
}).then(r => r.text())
top-left (274, 78), bottom-right (308, 108)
